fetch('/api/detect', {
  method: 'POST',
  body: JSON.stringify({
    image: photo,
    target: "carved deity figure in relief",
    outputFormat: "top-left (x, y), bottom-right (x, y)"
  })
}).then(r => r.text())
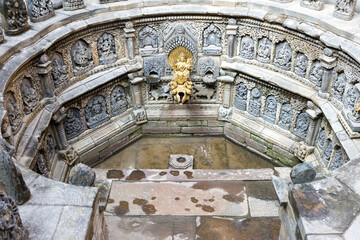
top-left (294, 112), bottom-right (310, 138)
top-left (28, 0), bottom-right (54, 22)
top-left (6, 92), bottom-right (22, 133)
top-left (111, 86), bottom-right (128, 116)
top-left (203, 23), bottom-right (221, 47)
top-left (322, 140), bottom-right (333, 166)
top-left (97, 33), bottom-right (117, 65)
top-left (51, 58), bottom-right (69, 88)
top-left (64, 108), bottom-right (83, 139)
top-left (352, 100), bottom-right (360, 122)
top-left (332, 73), bottom-right (347, 100)
top-left (330, 149), bottom-right (344, 170)
top-left (1, 0), bottom-right (29, 35)
top-left (317, 129), bottom-right (326, 150)
top-left (344, 85), bottom-right (358, 109)
top-left (21, 78), bottom-right (40, 115)
top-left (294, 53), bottom-right (308, 78)
top-left (309, 61), bottom-right (324, 86)
top-left (273, 42), bottom-right (292, 70)
top-left (234, 83), bottom-right (248, 111)
top-left (71, 40), bottom-right (93, 75)
top-left (278, 103), bottom-right (293, 130)
top-left (36, 153), bottom-right (49, 177)
top-left (85, 96), bottom-right (109, 128)
top-left (334, 0), bottom-right (355, 20)
top-left (257, 38), bottom-right (272, 63)
top-left (240, 36), bottom-right (254, 59)
top-left (248, 87), bottom-right (262, 117)
top-left (263, 95), bottom-right (277, 124)
top-left (139, 25), bottom-right (158, 48)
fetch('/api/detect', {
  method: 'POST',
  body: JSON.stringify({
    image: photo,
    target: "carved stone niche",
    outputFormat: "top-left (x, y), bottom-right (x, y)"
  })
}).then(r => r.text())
top-left (64, 108), bottom-right (83, 140)
top-left (0, 0), bottom-right (30, 35)
top-left (263, 95), bottom-right (277, 124)
top-left (144, 55), bottom-right (165, 84)
top-left (5, 92), bottom-right (22, 134)
top-left (21, 77), bottom-right (40, 115)
top-left (71, 39), bottom-right (93, 76)
top-left (198, 57), bottom-right (219, 86)
top-left (234, 82), bottom-right (248, 111)
top-left (273, 41), bottom-right (292, 71)
top-left (51, 52), bottom-right (70, 89)
top-left (309, 60), bottom-right (324, 87)
top-left (341, 83), bottom-right (360, 133)
top-left (257, 37), bottom-right (272, 63)
top-left (248, 87), bottom-right (262, 117)
top-left (27, 0), bottom-right (54, 22)
top-left (294, 112), bottom-right (310, 139)
top-left (202, 23), bottom-right (222, 55)
top-left (240, 35), bottom-right (254, 60)
top-left (330, 147), bottom-right (345, 170)
top-left (300, 0), bottom-right (325, 11)
top-left (36, 152), bottom-right (49, 178)
top-left (85, 95), bottom-right (110, 129)
top-left (139, 25), bottom-right (159, 56)
top-left (331, 72), bottom-right (347, 101)
top-left (333, 0), bottom-right (357, 21)
top-left (111, 85), bottom-right (128, 116)
top-left (294, 53), bottom-right (308, 78)
top-left (97, 32), bottom-right (117, 65)
top-left (63, 0), bottom-right (85, 11)
top-left (278, 103), bottom-right (293, 130)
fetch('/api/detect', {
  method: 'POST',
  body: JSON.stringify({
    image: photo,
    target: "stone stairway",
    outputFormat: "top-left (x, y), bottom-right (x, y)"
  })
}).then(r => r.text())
top-left (95, 169), bottom-right (282, 240)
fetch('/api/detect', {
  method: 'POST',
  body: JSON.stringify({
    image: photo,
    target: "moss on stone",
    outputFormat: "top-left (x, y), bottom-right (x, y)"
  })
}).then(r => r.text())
top-left (266, 149), bottom-right (299, 167)
top-left (129, 128), bottom-right (142, 139)
top-left (251, 134), bottom-right (273, 149)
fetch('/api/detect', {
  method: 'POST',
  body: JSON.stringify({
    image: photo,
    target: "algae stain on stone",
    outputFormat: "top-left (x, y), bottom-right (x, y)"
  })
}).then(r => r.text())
top-left (114, 201), bottom-right (129, 215)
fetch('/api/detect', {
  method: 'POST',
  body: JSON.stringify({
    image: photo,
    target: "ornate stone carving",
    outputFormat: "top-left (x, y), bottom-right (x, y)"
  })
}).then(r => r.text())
top-left (273, 42), bottom-right (292, 71)
top-left (144, 55), bottom-right (165, 79)
top-left (85, 96), bottom-right (110, 129)
top-left (294, 53), bottom-right (308, 78)
top-left (36, 153), bottom-right (49, 177)
top-left (330, 148), bottom-right (345, 170)
top-left (64, 108), bottom-right (83, 139)
top-left (111, 85), bottom-right (128, 116)
top-left (0, 0), bottom-right (30, 35)
top-left (133, 108), bottom-right (147, 125)
top-left (45, 134), bottom-right (55, 161)
top-left (139, 25), bottom-right (158, 55)
top-left (317, 129), bottom-right (326, 150)
top-left (193, 84), bottom-right (216, 100)
top-left (97, 32), bottom-right (117, 65)
top-left (58, 146), bottom-right (79, 166)
top-left (344, 85), bottom-right (359, 109)
top-left (169, 46), bottom-right (194, 103)
top-left (71, 39), bottom-right (93, 76)
top-left (63, 0), bottom-right (85, 11)
top-left (149, 83), bottom-right (171, 101)
top-left (27, 0), bottom-right (54, 22)
top-left (198, 57), bottom-right (219, 85)
top-left (257, 37), bottom-right (272, 63)
top-left (263, 95), bottom-right (277, 124)
top-left (0, 191), bottom-right (28, 239)
top-left (333, 0), bottom-right (357, 21)
top-left (5, 92), bottom-right (22, 134)
top-left (240, 35), bottom-right (254, 60)
top-left (0, 26), bottom-right (4, 44)
top-left (300, 0), bottom-right (325, 11)
top-left (278, 103), bottom-right (293, 130)
top-left (218, 106), bottom-right (232, 122)
top-left (294, 112), bottom-right (310, 138)
top-left (293, 141), bottom-right (315, 161)
top-left (203, 23), bottom-right (222, 55)
top-left (322, 140), bottom-right (333, 166)
top-left (234, 83), bottom-right (248, 111)
top-left (331, 72), bottom-right (347, 100)
top-left (248, 87), bottom-right (262, 117)
top-left (309, 60), bottom-right (324, 87)
top-left (51, 53), bottom-right (69, 88)
top-left (21, 77), bottom-right (40, 115)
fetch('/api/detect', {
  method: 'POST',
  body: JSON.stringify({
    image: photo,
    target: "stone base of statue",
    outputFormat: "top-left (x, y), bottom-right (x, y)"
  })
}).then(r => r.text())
top-left (300, 0), bottom-right (325, 11)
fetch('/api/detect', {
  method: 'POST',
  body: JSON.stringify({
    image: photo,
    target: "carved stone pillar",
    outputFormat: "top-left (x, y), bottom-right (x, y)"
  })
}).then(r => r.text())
top-left (37, 54), bottom-right (55, 100)
top-left (305, 102), bottom-right (322, 145)
top-left (0, 0), bottom-right (30, 35)
top-left (300, 0), bottom-right (325, 11)
top-left (63, 0), bottom-right (85, 11)
top-left (131, 76), bottom-right (145, 108)
top-left (226, 19), bottom-right (237, 58)
top-left (52, 108), bottom-right (68, 150)
top-left (124, 22), bottom-right (136, 59)
top-left (27, 0), bottom-right (55, 22)
top-left (218, 75), bottom-right (234, 122)
top-left (319, 48), bottom-right (337, 98)
top-left (333, 0), bottom-right (357, 21)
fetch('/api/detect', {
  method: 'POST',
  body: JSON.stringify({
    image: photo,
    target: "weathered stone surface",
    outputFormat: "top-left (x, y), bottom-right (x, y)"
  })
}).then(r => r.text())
top-left (272, 177), bottom-right (289, 206)
top-left (69, 163), bottom-right (96, 187)
top-left (169, 154), bottom-right (194, 170)
top-left (335, 157), bottom-right (360, 196)
top-left (290, 162), bottom-right (316, 184)
top-left (94, 179), bottom-right (112, 211)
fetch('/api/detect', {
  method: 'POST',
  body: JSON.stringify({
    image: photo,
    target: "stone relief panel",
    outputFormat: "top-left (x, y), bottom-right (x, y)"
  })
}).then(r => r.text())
top-left (144, 55), bottom-right (165, 78)
top-left (278, 103), bottom-right (293, 130)
top-left (330, 148), bottom-right (345, 170)
top-left (273, 41), bottom-right (292, 71)
top-left (263, 95), bottom-right (277, 124)
top-left (20, 77), bottom-right (40, 115)
top-left (138, 25), bottom-right (159, 55)
top-left (193, 83), bottom-right (216, 101)
top-left (322, 140), bottom-right (333, 166)
top-left (300, 0), bottom-right (325, 10)
top-left (110, 85), bottom-right (128, 116)
top-left (0, 0), bottom-right (30, 35)
top-left (36, 152), bottom-right (49, 177)
top-left (148, 83), bottom-right (171, 101)
top-left (248, 87), bottom-right (262, 117)
top-left (331, 72), bottom-right (347, 100)
top-left (309, 60), bottom-right (324, 87)
top-left (202, 23), bottom-right (222, 55)
top-left (317, 128), bottom-right (326, 150)
top-left (71, 39), bottom-right (93, 76)
top-left (294, 112), bottom-right (310, 139)
top-left (85, 95), bottom-right (110, 129)
top-left (198, 57), bottom-right (219, 85)
top-left (45, 134), bottom-right (56, 162)
top-left (97, 32), bottom-right (117, 65)
top-left (344, 85), bottom-right (359, 109)
top-left (27, 0), bottom-right (54, 22)
top-left (257, 37), bottom-right (272, 63)
top-left (64, 108), bottom-right (83, 140)
top-left (51, 52), bottom-right (70, 89)
top-left (333, 0), bottom-right (356, 21)
top-left (234, 82), bottom-right (248, 111)
top-left (63, 0), bottom-right (85, 10)
top-left (240, 35), bottom-right (254, 60)
top-left (294, 53), bottom-right (308, 78)
top-left (5, 92), bottom-right (22, 134)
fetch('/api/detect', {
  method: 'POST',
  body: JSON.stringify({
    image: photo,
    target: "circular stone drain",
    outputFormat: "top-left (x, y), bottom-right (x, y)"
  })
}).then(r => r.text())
top-left (169, 154), bottom-right (194, 169)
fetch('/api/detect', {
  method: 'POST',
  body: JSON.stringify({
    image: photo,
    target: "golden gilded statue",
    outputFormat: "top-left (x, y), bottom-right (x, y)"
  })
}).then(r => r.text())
top-left (168, 46), bottom-right (194, 103)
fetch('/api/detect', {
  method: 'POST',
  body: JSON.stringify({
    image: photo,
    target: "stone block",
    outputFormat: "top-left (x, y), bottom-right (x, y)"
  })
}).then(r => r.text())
top-left (245, 138), bottom-right (267, 153)
top-left (224, 127), bottom-right (246, 144)
top-left (251, 134), bottom-right (273, 149)
top-left (69, 163), bottom-right (96, 187)
top-left (73, 137), bottom-right (96, 155)
top-left (142, 126), bottom-right (181, 134)
top-left (272, 177), bottom-right (289, 206)
top-left (248, 197), bottom-right (279, 217)
top-left (94, 179), bottom-right (112, 212)
top-left (181, 126), bottom-right (223, 135)
top-left (108, 125), bottom-right (140, 145)
top-left (290, 162), bottom-right (316, 184)
top-left (306, 235), bottom-right (344, 240)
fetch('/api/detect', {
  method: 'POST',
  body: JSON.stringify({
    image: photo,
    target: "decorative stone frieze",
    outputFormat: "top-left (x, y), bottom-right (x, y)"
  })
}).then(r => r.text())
top-left (97, 32), bottom-right (117, 65)
top-left (124, 22), bottom-right (136, 59)
top-left (333, 0), bottom-right (357, 21)
top-left (133, 108), bottom-right (147, 125)
top-left (203, 23), bottom-right (222, 55)
top-left (218, 106), bottom-right (232, 122)
top-left (300, 0), bottom-right (325, 11)
top-left (322, 139), bottom-right (333, 166)
top-left (85, 95), bottom-right (110, 129)
top-left (0, 0), bottom-right (30, 35)
top-left (226, 19), bottom-right (237, 58)
top-left (340, 83), bottom-right (360, 135)
top-left (27, 0), bottom-right (54, 22)
top-left (63, 0), bottom-right (85, 11)
top-left (329, 148), bottom-right (345, 170)
top-left (198, 57), bottom-right (219, 85)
